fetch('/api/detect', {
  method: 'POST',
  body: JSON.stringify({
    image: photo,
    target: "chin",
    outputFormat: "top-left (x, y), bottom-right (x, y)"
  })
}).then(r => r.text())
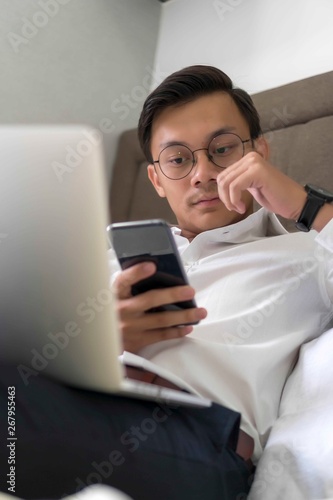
top-left (201, 209), bottom-right (248, 230)
top-left (176, 204), bottom-right (253, 238)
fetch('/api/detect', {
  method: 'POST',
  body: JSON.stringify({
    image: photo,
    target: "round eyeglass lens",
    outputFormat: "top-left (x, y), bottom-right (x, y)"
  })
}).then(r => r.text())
top-left (208, 133), bottom-right (245, 168)
top-left (159, 144), bottom-right (194, 179)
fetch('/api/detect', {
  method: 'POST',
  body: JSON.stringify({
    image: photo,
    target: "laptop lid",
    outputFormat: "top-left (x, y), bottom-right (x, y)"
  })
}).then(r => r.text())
top-left (0, 125), bottom-right (125, 391)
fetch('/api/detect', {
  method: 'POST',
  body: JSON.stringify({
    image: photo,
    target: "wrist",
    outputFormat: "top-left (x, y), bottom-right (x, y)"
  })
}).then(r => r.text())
top-left (311, 203), bottom-right (333, 232)
top-left (295, 184), bottom-right (333, 232)
top-left (291, 188), bottom-right (308, 222)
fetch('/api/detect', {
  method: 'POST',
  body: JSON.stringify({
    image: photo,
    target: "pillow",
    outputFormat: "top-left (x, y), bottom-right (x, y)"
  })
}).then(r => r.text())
top-left (249, 328), bottom-right (333, 499)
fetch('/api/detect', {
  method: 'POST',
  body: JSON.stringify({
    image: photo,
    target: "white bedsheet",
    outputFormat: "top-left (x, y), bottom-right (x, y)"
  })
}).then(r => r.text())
top-left (249, 328), bottom-right (333, 499)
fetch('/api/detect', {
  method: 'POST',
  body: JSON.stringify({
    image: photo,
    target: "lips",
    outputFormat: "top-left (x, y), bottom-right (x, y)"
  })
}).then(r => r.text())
top-left (193, 196), bottom-right (220, 205)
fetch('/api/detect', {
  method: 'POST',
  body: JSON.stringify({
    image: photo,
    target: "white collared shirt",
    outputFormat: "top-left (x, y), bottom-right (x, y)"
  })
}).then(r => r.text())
top-left (109, 208), bottom-right (333, 462)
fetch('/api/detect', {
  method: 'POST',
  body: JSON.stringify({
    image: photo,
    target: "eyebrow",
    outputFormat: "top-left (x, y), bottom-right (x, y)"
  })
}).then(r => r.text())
top-left (158, 126), bottom-right (238, 149)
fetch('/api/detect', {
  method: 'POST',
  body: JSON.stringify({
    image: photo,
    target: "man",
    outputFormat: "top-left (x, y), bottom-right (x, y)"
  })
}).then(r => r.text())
top-left (1, 65), bottom-right (332, 500)
top-left (112, 65), bottom-right (333, 462)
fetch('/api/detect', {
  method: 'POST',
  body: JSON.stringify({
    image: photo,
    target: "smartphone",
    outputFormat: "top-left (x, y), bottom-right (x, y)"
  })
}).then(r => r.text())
top-left (108, 219), bottom-right (198, 319)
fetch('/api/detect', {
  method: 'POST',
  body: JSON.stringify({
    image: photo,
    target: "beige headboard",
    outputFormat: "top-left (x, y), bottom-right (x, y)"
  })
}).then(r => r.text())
top-left (109, 71), bottom-right (333, 231)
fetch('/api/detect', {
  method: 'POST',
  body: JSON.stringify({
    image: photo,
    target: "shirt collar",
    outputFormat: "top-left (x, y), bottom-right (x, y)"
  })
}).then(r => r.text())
top-left (171, 208), bottom-right (288, 245)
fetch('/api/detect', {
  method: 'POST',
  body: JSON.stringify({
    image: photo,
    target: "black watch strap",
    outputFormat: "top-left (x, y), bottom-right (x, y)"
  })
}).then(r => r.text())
top-left (295, 195), bottom-right (326, 232)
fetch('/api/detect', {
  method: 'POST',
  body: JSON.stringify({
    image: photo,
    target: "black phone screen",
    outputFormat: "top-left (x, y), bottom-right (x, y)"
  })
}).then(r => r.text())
top-left (110, 220), bottom-right (196, 313)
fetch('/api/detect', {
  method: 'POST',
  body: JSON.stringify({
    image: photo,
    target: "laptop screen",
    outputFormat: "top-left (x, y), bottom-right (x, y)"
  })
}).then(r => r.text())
top-left (0, 126), bottom-right (124, 391)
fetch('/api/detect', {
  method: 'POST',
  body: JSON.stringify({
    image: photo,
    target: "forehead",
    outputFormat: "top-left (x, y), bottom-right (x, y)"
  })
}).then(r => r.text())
top-left (151, 91), bottom-right (249, 151)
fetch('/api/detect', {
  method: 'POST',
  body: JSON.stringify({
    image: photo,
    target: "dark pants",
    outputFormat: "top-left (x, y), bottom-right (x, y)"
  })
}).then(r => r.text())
top-left (0, 364), bottom-right (252, 500)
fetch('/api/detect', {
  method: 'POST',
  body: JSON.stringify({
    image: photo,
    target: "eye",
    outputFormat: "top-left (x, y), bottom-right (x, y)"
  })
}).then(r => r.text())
top-left (215, 145), bottom-right (231, 155)
top-left (212, 141), bottom-right (237, 156)
top-left (161, 146), bottom-right (192, 168)
top-left (168, 155), bottom-right (188, 166)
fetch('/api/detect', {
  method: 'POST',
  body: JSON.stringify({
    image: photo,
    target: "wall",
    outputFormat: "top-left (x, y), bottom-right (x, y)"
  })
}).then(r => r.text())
top-left (0, 0), bottom-right (161, 179)
top-left (3, 0), bottom-right (331, 180)
top-left (155, 0), bottom-right (333, 94)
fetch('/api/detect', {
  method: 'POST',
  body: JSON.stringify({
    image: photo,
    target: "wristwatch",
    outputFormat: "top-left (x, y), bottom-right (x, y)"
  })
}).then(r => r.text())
top-left (295, 184), bottom-right (333, 232)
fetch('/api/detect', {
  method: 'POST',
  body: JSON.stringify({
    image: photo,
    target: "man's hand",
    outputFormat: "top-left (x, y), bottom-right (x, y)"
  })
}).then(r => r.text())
top-left (217, 152), bottom-right (307, 221)
top-left (114, 262), bottom-right (207, 353)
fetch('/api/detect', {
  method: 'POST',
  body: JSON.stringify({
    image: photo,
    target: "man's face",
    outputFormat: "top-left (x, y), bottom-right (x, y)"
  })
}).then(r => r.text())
top-left (147, 91), bottom-right (259, 240)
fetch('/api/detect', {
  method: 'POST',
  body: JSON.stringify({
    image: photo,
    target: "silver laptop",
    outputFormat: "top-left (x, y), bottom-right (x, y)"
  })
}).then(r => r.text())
top-left (0, 126), bottom-right (211, 408)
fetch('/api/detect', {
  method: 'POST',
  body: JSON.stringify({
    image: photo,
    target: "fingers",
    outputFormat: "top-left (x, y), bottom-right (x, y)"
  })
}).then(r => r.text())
top-left (120, 301), bottom-right (207, 332)
top-left (123, 324), bottom-right (194, 353)
top-left (217, 153), bottom-right (264, 213)
top-left (114, 261), bottom-right (207, 353)
top-left (114, 262), bottom-right (156, 300)
top-left (122, 308), bottom-right (207, 353)
top-left (118, 285), bottom-right (206, 345)
top-left (217, 152), bottom-right (308, 219)
top-left (119, 282), bottom-right (196, 315)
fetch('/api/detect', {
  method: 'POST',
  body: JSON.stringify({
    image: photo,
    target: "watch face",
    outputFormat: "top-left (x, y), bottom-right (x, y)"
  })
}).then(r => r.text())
top-left (306, 184), bottom-right (333, 201)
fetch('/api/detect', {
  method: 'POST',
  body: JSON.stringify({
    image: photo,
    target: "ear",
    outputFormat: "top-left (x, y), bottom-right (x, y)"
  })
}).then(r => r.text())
top-left (147, 164), bottom-right (166, 198)
top-left (253, 135), bottom-right (270, 160)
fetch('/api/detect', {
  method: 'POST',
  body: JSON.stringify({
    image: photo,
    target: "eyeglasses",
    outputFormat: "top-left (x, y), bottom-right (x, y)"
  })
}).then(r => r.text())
top-left (153, 132), bottom-right (252, 180)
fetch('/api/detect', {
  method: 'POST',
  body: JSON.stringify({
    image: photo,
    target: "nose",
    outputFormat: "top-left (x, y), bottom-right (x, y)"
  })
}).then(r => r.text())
top-left (190, 148), bottom-right (220, 186)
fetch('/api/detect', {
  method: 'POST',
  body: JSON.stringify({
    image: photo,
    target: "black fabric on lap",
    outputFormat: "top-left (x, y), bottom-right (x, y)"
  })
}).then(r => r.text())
top-left (0, 364), bottom-right (252, 500)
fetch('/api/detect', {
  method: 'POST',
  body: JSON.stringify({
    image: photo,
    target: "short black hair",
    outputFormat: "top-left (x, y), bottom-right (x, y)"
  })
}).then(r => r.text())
top-left (138, 65), bottom-right (262, 163)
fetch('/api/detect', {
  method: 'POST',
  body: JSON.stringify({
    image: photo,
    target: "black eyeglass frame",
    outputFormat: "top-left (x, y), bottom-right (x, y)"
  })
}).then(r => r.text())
top-left (153, 132), bottom-right (252, 180)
